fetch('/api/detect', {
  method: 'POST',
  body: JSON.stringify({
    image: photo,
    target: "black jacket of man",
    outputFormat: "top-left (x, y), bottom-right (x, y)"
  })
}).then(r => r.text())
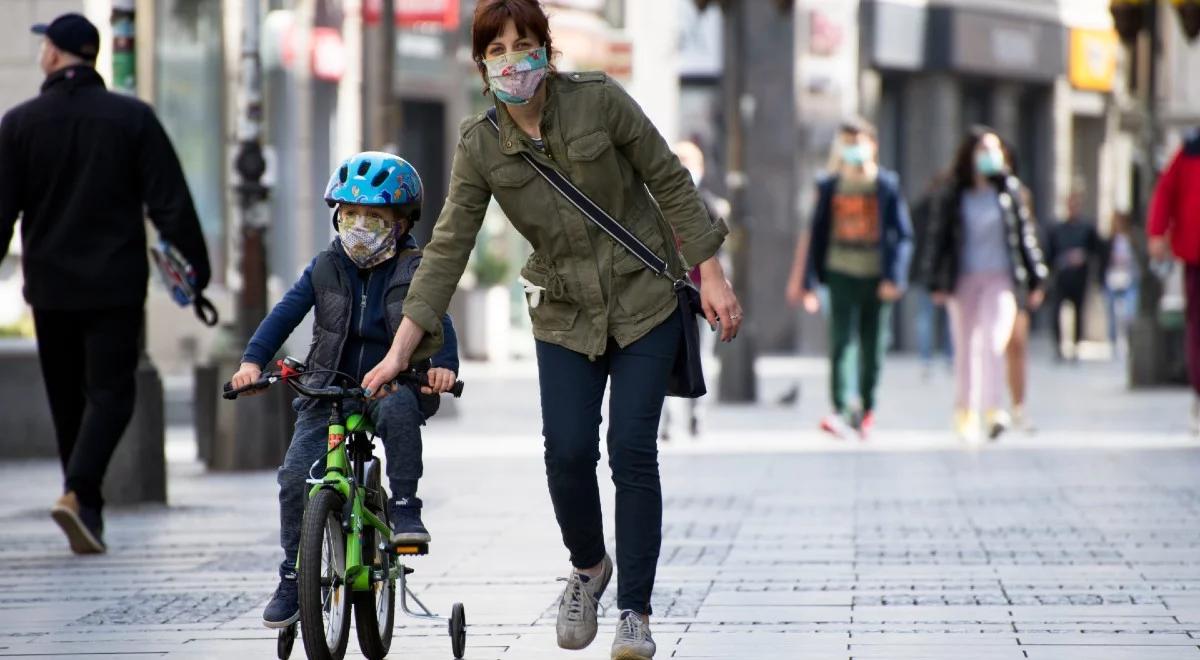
top-left (0, 65), bottom-right (210, 310)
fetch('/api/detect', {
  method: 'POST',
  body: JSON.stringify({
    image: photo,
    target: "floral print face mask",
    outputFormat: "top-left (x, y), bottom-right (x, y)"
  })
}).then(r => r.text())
top-left (337, 207), bottom-right (399, 269)
top-left (484, 47), bottom-right (549, 106)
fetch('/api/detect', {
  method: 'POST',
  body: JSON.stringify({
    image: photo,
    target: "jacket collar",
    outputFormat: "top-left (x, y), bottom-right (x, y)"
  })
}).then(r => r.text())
top-left (41, 65), bottom-right (105, 94)
top-left (493, 75), bottom-right (558, 157)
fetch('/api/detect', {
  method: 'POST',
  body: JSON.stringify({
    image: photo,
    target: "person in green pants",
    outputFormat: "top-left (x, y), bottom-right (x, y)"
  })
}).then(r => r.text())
top-left (786, 118), bottom-right (913, 438)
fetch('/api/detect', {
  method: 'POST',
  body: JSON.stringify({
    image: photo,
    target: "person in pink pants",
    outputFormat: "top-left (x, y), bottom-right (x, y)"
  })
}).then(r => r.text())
top-left (917, 126), bottom-right (1047, 442)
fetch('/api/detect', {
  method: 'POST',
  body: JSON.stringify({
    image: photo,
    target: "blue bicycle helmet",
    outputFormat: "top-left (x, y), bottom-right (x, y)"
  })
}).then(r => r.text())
top-left (324, 151), bottom-right (423, 225)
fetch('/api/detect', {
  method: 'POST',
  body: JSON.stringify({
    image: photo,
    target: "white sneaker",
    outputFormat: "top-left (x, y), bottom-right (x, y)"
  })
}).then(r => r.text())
top-left (556, 554), bottom-right (613, 650)
top-left (611, 610), bottom-right (656, 660)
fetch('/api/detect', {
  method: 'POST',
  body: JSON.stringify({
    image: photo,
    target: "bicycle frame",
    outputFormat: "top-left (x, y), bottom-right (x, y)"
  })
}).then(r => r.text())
top-left (300, 400), bottom-right (394, 592)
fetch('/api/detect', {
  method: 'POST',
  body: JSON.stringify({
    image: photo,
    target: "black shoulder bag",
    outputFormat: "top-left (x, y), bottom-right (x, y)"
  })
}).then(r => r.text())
top-left (485, 108), bottom-right (706, 398)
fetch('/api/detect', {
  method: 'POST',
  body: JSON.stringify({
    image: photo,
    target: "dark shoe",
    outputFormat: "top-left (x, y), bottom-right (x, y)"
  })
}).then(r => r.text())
top-left (263, 577), bottom-right (299, 628)
top-left (50, 491), bottom-right (105, 554)
top-left (389, 497), bottom-right (431, 544)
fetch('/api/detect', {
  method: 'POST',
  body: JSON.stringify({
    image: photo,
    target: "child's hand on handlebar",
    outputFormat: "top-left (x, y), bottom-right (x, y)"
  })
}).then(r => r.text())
top-left (230, 362), bottom-right (264, 396)
top-left (423, 367), bottom-right (457, 395)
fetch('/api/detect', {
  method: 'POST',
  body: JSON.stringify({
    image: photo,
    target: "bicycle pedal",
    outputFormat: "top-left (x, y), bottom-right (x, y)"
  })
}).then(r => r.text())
top-left (392, 542), bottom-right (429, 556)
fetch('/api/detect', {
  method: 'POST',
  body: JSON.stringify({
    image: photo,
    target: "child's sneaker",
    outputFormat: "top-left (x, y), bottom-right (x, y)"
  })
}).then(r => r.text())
top-left (389, 497), bottom-right (431, 544)
top-left (262, 576), bottom-right (299, 628)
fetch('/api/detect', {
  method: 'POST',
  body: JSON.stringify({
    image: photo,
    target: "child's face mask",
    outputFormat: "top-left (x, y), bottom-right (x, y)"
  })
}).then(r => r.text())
top-left (338, 207), bottom-right (398, 269)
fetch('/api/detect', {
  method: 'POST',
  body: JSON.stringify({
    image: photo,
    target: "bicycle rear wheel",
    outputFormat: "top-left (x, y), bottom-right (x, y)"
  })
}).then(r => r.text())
top-left (298, 489), bottom-right (351, 660)
top-left (353, 461), bottom-right (395, 659)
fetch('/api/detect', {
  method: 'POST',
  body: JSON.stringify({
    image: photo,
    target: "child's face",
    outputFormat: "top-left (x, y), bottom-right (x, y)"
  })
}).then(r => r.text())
top-left (339, 203), bottom-right (410, 236)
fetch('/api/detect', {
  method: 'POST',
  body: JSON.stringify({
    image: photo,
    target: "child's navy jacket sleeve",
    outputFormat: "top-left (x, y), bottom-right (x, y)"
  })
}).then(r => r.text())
top-left (431, 313), bottom-right (460, 375)
top-left (242, 258), bottom-right (318, 367)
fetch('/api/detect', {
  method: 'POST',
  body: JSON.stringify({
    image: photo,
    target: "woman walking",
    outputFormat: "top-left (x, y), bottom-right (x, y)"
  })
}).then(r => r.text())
top-left (361, 2), bottom-right (742, 658)
top-left (919, 127), bottom-right (1047, 442)
top-left (787, 118), bottom-right (913, 439)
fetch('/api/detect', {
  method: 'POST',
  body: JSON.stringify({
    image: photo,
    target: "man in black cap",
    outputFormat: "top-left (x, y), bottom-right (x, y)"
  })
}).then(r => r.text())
top-left (0, 13), bottom-right (211, 554)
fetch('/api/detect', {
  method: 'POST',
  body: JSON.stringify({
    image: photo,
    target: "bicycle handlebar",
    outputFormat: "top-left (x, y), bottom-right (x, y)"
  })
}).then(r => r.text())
top-left (222, 369), bottom-right (464, 401)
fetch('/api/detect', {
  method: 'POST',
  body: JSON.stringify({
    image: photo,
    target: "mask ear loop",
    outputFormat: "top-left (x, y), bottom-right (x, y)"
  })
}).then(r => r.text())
top-left (331, 206), bottom-right (341, 232)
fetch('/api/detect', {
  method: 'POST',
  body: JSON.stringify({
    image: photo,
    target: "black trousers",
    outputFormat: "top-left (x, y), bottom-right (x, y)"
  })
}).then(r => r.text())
top-left (33, 306), bottom-right (143, 509)
top-left (1053, 272), bottom-right (1088, 355)
top-left (535, 314), bottom-right (680, 616)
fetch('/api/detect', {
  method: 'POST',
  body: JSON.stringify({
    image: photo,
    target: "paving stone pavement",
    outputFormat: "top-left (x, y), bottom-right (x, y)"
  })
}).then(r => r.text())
top-left (2, 355), bottom-right (1200, 659)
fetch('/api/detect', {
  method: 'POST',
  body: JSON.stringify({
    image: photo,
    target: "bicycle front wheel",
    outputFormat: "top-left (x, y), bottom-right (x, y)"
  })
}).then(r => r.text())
top-left (353, 462), bottom-right (395, 659)
top-left (298, 488), bottom-right (351, 660)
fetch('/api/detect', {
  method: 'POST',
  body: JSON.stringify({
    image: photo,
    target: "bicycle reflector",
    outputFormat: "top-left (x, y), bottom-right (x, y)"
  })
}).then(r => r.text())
top-left (150, 239), bottom-right (219, 327)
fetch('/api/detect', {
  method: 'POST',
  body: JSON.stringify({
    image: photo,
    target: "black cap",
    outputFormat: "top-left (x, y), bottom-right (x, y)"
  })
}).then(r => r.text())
top-left (31, 13), bottom-right (100, 61)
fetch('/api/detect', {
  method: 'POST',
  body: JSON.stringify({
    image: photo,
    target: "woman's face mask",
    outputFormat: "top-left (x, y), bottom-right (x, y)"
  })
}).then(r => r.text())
top-left (483, 47), bottom-right (549, 105)
top-left (975, 147), bottom-right (1007, 177)
top-left (338, 207), bottom-right (399, 269)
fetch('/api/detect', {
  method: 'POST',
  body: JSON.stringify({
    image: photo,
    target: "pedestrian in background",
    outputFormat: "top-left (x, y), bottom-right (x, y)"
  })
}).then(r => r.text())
top-left (789, 118), bottom-right (913, 439)
top-left (1005, 183), bottom-right (1039, 433)
top-left (1147, 127), bottom-right (1200, 433)
top-left (660, 139), bottom-right (729, 441)
top-left (1047, 183), bottom-right (1103, 361)
top-left (0, 14), bottom-right (211, 554)
top-left (909, 177), bottom-right (955, 380)
top-left (1102, 211), bottom-right (1138, 360)
top-left (919, 126), bottom-right (1047, 442)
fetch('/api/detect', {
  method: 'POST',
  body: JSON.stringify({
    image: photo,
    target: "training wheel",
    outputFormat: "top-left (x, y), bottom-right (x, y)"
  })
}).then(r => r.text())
top-left (277, 621), bottom-right (296, 659)
top-left (449, 602), bottom-right (466, 659)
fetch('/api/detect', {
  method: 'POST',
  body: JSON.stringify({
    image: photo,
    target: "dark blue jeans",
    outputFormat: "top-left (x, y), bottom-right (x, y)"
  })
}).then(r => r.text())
top-left (536, 314), bottom-right (680, 615)
top-left (276, 386), bottom-right (424, 577)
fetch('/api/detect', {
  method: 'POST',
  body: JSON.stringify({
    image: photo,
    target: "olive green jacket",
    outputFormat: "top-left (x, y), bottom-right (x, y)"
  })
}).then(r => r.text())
top-left (404, 72), bottom-right (728, 359)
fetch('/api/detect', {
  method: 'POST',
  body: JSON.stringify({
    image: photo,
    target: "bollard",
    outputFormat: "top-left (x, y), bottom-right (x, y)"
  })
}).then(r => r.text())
top-left (0, 339), bottom-right (57, 458)
top-left (208, 353), bottom-right (294, 471)
top-left (103, 352), bottom-right (166, 505)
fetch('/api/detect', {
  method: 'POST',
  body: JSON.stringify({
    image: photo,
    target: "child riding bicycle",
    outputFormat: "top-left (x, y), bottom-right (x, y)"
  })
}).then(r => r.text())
top-left (227, 152), bottom-right (460, 629)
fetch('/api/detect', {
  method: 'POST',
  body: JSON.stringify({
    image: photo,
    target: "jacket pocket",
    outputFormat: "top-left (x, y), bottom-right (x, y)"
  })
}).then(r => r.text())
top-left (611, 248), bottom-right (671, 322)
top-left (520, 255), bottom-right (579, 332)
top-left (567, 130), bottom-right (613, 162)
top-left (491, 162), bottom-right (537, 188)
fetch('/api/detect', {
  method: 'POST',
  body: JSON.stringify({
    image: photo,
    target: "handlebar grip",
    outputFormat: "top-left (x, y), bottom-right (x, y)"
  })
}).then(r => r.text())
top-left (222, 377), bottom-right (271, 400)
top-left (450, 380), bottom-right (465, 398)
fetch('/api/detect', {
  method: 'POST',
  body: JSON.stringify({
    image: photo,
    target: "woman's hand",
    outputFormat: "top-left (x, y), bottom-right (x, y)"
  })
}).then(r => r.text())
top-left (362, 317), bottom-right (427, 398)
top-left (422, 368), bottom-right (457, 395)
top-left (1027, 288), bottom-right (1045, 310)
top-left (699, 257), bottom-right (742, 342)
top-left (363, 351), bottom-right (409, 400)
top-left (230, 362), bottom-right (264, 396)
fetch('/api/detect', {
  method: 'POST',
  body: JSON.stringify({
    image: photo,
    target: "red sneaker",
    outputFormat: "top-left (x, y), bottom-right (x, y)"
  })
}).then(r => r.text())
top-left (819, 414), bottom-right (851, 439)
top-left (858, 411), bottom-right (875, 440)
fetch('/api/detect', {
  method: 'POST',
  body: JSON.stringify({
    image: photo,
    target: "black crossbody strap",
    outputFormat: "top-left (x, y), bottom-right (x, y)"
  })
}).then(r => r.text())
top-left (486, 108), bottom-right (670, 278)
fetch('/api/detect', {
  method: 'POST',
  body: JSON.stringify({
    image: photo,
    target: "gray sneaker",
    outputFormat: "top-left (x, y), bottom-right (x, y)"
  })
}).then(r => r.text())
top-left (556, 554), bottom-right (613, 650)
top-left (611, 609), bottom-right (656, 660)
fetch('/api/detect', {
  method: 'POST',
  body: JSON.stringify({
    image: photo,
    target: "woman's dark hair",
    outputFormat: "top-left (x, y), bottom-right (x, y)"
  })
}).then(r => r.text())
top-left (471, 0), bottom-right (556, 95)
top-left (949, 124), bottom-right (1017, 190)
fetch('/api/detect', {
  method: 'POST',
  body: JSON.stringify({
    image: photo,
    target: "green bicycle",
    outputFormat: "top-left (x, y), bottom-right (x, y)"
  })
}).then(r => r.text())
top-left (224, 357), bottom-right (467, 660)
